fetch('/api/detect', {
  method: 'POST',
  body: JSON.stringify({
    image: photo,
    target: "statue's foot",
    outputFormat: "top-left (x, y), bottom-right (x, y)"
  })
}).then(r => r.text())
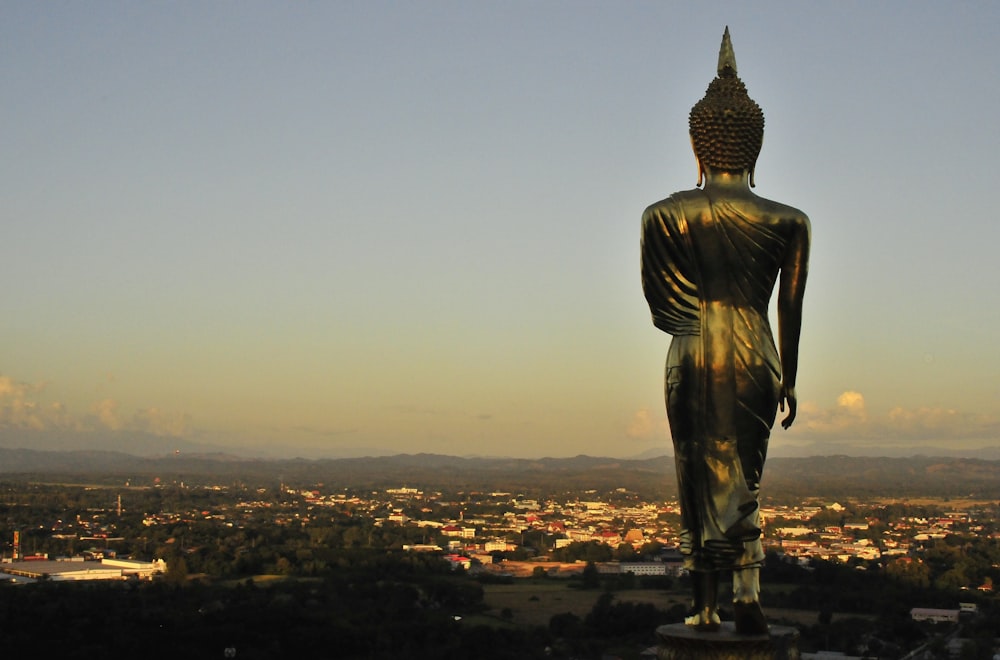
top-left (684, 608), bottom-right (721, 632)
top-left (733, 600), bottom-right (768, 635)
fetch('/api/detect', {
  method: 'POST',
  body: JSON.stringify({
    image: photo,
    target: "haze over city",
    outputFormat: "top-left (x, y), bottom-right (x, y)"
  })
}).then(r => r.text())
top-left (2, 3), bottom-right (998, 459)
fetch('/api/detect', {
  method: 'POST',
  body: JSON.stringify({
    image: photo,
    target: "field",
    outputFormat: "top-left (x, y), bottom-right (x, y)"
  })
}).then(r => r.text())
top-left (474, 582), bottom-right (683, 627)
top-left (475, 581), bottom-right (855, 629)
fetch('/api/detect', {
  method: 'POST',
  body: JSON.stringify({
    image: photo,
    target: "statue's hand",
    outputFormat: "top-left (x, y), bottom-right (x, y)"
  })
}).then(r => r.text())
top-left (780, 386), bottom-right (797, 429)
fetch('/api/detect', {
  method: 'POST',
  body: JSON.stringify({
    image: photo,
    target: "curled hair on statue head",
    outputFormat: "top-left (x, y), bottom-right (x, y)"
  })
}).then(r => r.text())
top-left (689, 28), bottom-right (765, 186)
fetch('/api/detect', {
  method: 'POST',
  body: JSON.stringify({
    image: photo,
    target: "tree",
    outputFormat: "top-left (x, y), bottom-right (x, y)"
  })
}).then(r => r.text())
top-left (581, 561), bottom-right (600, 589)
top-left (164, 556), bottom-right (188, 586)
top-left (614, 543), bottom-right (637, 562)
top-left (342, 524), bottom-right (368, 548)
top-left (549, 611), bottom-right (582, 638)
top-left (818, 606), bottom-right (833, 626)
top-left (886, 557), bottom-right (931, 589)
top-left (934, 566), bottom-right (970, 592)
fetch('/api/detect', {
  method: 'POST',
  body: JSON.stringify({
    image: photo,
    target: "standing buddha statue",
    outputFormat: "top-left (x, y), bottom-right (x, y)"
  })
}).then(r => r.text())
top-left (641, 27), bottom-right (811, 635)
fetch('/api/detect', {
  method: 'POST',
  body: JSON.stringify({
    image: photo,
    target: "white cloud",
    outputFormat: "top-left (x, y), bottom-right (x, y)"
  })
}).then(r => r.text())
top-left (130, 408), bottom-right (192, 437)
top-left (0, 375), bottom-right (44, 400)
top-left (1, 373), bottom-right (190, 438)
top-left (836, 391), bottom-right (867, 418)
top-left (798, 390), bottom-right (868, 434)
top-left (626, 408), bottom-right (666, 439)
top-left (0, 376), bottom-right (17, 398)
top-left (0, 375), bottom-right (58, 430)
top-left (92, 398), bottom-right (123, 431)
top-left (885, 406), bottom-right (998, 440)
top-left (795, 390), bottom-right (998, 445)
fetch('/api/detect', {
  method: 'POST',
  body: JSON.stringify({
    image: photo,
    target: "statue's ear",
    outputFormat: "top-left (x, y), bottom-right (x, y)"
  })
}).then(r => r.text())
top-left (690, 136), bottom-right (704, 187)
top-left (749, 136), bottom-right (761, 188)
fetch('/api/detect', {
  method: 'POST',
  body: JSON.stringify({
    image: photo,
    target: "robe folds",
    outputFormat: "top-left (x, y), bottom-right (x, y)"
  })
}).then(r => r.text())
top-left (642, 189), bottom-right (788, 571)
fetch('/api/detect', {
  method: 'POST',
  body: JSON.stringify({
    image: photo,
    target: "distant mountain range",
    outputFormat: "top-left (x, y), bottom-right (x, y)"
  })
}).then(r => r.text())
top-left (3, 428), bottom-right (998, 462)
top-left (0, 447), bottom-right (997, 499)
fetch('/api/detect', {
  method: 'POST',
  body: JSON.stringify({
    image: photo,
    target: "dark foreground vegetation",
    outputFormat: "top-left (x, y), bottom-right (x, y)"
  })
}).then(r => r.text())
top-left (1, 551), bottom-right (997, 659)
top-left (0, 554), bottom-right (539, 660)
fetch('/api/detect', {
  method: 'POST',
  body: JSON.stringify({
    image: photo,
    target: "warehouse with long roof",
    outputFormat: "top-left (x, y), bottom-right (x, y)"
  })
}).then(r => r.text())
top-left (0, 557), bottom-right (165, 583)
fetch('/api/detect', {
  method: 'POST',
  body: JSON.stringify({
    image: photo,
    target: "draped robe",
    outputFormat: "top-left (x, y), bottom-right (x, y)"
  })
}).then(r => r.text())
top-left (641, 189), bottom-right (789, 571)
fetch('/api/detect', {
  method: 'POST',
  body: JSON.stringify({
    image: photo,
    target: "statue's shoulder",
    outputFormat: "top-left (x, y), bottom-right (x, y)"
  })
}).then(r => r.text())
top-left (643, 189), bottom-right (704, 218)
top-left (755, 196), bottom-right (810, 230)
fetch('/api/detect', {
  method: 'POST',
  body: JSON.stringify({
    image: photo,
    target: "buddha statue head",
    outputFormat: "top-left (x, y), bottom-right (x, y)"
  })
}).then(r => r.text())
top-left (689, 27), bottom-right (765, 186)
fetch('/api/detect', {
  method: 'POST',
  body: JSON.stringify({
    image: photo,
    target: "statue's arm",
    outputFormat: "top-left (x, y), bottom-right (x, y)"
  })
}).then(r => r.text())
top-left (640, 199), bottom-right (699, 334)
top-left (777, 214), bottom-right (811, 429)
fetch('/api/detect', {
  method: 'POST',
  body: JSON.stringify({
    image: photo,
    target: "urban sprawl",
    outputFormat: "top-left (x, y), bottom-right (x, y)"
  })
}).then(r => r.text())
top-left (2, 482), bottom-right (996, 596)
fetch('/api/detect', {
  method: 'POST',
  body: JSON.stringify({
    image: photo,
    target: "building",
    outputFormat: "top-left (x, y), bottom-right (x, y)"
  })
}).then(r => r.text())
top-left (484, 540), bottom-right (517, 552)
top-left (402, 544), bottom-right (442, 552)
top-left (101, 558), bottom-right (167, 579)
top-left (618, 562), bottom-right (667, 576)
top-left (910, 608), bottom-right (959, 623)
top-left (0, 557), bottom-right (165, 582)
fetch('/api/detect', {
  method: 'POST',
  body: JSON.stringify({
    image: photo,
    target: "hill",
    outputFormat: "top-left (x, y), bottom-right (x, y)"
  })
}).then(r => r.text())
top-left (0, 449), bottom-right (998, 499)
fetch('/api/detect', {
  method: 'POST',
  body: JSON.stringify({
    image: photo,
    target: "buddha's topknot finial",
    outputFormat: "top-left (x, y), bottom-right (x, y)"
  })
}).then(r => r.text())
top-left (718, 26), bottom-right (737, 76)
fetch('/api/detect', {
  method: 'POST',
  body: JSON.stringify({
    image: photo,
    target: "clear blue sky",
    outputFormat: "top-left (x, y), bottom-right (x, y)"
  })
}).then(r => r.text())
top-left (2, 2), bottom-right (998, 458)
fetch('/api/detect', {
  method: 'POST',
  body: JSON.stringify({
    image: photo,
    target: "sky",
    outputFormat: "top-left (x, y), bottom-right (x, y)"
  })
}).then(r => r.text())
top-left (2, 2), bottom-right (999, 460)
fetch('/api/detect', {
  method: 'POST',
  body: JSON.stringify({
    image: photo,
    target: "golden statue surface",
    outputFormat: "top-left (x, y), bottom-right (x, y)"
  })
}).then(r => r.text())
top-left (641, 28), bottom-right (810, 635)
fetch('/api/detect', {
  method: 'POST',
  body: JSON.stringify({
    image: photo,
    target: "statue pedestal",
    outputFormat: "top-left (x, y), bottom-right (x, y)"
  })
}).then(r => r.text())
top-left (655, 622), bottom-right (800, 660)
